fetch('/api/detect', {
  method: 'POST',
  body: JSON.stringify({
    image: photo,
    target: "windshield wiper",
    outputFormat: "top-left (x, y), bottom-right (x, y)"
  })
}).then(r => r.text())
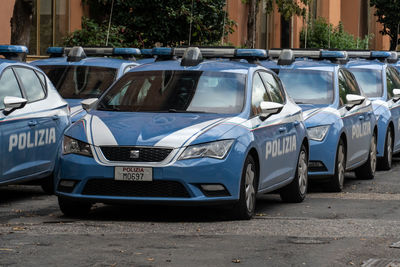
top-left (97, 106), bottom-right (121, 111)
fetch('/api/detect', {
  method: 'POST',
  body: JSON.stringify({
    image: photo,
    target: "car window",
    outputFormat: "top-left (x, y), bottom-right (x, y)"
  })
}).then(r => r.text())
top-left (98, 70), bottom-right (246, 114)
top-left (386, 67), bottom-right (400, 99)
top-left (0, 68), bottom-right (23, 110)
top-left (39, 65), bottom-right (117, 99)
top-left (259, 72), bottom-right (284, 104)
top-left (251, 72), bottom-right (271, 116)
top-left (14, 67), bottom-right (45, 102)
top-left (279, 69), bottom-right (334, 105)
top-left (339, 69), bottom-right (362, 106)
top-left (35, 70), bottom-right (47, 90)
top-left (348, 68), bottom-right (383, 97)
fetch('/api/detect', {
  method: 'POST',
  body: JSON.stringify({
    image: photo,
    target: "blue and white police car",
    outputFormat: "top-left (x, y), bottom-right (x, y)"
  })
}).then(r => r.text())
top-left (345, 51), bottom-right (400, 170)
top-left (261, 49), bottom-right (377, 192)
top-left (0, 45), bottom-right (70, 193)
top-left (55, 47), bottom-right (309, 219)
top-left (31, 47), bottom-right (141, 122)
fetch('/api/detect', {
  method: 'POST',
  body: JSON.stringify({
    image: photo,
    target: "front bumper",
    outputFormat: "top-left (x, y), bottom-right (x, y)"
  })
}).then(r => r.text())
top-left (55, 151), bottom-right (245, 205)
top-left (307, 132), bottom-right (339, 178)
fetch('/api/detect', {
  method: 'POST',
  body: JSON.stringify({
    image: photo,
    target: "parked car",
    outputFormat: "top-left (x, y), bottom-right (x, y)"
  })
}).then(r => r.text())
top-left (55, 47), bottom-right (309, 219)
top-left (261, 49), bottom-right (377, 192)
top-left (0, 45), bottom-right (70, 193)
top-left (31, 47), bottom-right (141, 122)
top-left (345, 51), bottom-right (400, 170)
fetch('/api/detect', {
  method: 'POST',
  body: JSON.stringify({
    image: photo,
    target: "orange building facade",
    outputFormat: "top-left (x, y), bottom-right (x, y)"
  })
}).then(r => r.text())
top-left (0, 0), bottom-right (392, 55)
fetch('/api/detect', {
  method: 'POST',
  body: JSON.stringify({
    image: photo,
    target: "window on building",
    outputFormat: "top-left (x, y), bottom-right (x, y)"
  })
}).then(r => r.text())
top-left (29, 0), bottom-right (70, 55)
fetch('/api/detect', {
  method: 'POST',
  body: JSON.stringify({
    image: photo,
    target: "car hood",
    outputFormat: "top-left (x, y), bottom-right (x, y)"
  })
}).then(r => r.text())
top-left (66, 111), bottom-right (238, 148)
top-left (298, 104), bottom-right (340, 127)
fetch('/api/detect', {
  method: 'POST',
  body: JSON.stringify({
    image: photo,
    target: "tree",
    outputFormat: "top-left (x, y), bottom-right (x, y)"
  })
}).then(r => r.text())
top-left (243, 0), bottom-right (311, 48)
top-left (370, 0), bottom-right (400, 50)
top-left (80, 0), bottom-right (235, 47)
top-left (10, 0), bottom-right (34, 46)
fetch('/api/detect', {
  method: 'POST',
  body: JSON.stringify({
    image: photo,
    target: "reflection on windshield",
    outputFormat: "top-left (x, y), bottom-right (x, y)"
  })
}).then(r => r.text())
top-left (348, 69), bottom-right (383, 98)
top-left (278, 69), bottom-right (334, 104)
top-left (39, 65), bottom-right (117, 99)
top-left (97, 70), bottom-right (245, 114)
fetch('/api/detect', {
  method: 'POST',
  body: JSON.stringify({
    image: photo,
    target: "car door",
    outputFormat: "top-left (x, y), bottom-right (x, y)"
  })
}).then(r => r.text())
top-left (251, 71), bottom-right (295, 190)
top-left (13, 67), bottom-right (59, 175)
top-left (0, 67), bottom-right (36, 182)
top-left (339, 69), bottom-right (372, 167)
top-left (386, 66), bottom-right (400, 152)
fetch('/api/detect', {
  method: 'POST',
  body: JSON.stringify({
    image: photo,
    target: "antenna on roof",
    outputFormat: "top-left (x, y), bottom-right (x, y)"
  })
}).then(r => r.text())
top-left (105, 0), bottom-right (115, 46)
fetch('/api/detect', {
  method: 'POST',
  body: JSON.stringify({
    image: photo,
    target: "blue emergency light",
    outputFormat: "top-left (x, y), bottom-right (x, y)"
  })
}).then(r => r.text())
top-left (0, 45), bottom-right (28, 61)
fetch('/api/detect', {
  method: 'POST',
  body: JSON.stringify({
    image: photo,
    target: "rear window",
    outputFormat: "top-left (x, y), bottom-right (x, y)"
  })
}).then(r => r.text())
top-left (39, 65), bottom-right (117, 99)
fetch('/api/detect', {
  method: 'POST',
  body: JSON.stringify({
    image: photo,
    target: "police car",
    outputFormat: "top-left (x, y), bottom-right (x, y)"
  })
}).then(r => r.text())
top-left (392, 52), bottom-right (400, 73)
top-left (345, 51), bottom-right (400, 170)
top-left (0, 45), bottom-right (70, 193)
top-left (31, 47), bottom-right (141, 122)
top-left (55, 47), bottom-right (309, 219)
top-left (261, 49), bottom-right (377, 192)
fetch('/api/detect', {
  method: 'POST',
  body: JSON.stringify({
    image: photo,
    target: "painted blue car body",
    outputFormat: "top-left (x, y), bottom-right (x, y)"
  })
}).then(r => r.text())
top-left (0, 58), bottom-right (70, 186)
top-left (55, 54), bottom-right (308, 208)
top-left (31, 52), bottom-right (140, 122)
top-left (345, 59), bottom-right (400, 161)
top-left (261, 57), bottom-right (376, 178)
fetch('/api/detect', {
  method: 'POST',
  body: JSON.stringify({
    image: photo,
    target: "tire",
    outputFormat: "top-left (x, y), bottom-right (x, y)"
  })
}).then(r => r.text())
top-left (232, 155), bottom-right (258, 220)
top-left (378, 127), bottom-right (393, 170)
top-left (280, 144), bottom-right (308, 203)
top-left (355, 133), bottom-right (377, 180)
top-left (58, 197), bottom-right (92, 217)
top-left (40, 175), bottom-right (55, 195)
top-left (324, 139), bottom-right (346, 192)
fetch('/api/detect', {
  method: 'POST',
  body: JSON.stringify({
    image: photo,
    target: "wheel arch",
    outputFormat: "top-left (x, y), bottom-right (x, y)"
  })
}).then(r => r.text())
top-left (248, 147), bottom-right (260, 190)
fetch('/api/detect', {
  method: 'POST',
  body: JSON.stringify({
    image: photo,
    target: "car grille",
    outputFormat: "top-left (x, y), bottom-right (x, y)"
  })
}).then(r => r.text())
top-left (82, 179), bottom-right (191, 198)
top-left (100, 146), bottom-right (172, 162)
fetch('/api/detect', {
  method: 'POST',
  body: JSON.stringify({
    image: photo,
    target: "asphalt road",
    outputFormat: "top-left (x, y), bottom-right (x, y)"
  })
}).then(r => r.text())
top-left (1, 158), bottom-right (400, 266)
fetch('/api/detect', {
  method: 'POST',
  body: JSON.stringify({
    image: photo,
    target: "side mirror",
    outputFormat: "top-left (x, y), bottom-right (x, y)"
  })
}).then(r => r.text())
top-left (346, 94), bottom-right (365, 107)
top-left (3, 96), bottom-right (27, 115)
top-left (259, 101), bottom-right (284, 120)
top-left (81, 98), bottom-right (98, 111)
top-left (392, 89), bottom-right (400, 101)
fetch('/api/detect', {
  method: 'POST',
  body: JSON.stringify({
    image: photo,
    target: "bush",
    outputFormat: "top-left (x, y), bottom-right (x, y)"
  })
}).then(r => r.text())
top-left (300, 17), bottom-right (373, 50)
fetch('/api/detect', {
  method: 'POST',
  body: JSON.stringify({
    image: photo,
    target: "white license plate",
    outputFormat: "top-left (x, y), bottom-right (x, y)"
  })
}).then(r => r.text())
top-left (114, 167), bottom-right (153, 181)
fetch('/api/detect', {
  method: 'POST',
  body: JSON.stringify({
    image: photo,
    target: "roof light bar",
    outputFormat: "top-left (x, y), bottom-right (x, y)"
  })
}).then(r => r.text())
top-left (320, 51), bottom-right (347, 59)
top-left (0, 45), bottom-right (28, 61)
top-left (47, 46), bottom-right (140, 60)
top-left (152, 47), bottom-right (173, 56)
top-left (140, 49), bottom-right (153, 57)
top-left (370, 51), bottom-right (391, 58)
top-left (235, 49), bottom-right (268, 59)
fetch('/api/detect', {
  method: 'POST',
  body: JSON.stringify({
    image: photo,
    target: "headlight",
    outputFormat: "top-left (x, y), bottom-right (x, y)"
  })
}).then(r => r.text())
top-left (307, 125), bottom-right (330, 141)
top-left (63, 136), bottom-right (93, 157)
top-left (179, 140), bottom-right (234, 160)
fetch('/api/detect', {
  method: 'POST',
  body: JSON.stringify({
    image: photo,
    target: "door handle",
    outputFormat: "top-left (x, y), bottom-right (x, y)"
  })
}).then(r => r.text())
top-left (279, 127), bottom-right (286, 133)
top-left (28, 120), bottom-right (37, 127)
top-left (52, 115), bottom-right (59, 120)
top-left (358, 115), bottom-right (365, 120)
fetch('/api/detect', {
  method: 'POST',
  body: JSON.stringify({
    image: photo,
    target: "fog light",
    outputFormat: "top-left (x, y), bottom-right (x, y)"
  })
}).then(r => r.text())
top-left (57, 179), bottom-right (77, 193)
top-left (309, 161), bottom-right (327, 172)
top-left (201, 184), bottom-right (225, 191)
top-left (199, 184), bottom-right (230, 197)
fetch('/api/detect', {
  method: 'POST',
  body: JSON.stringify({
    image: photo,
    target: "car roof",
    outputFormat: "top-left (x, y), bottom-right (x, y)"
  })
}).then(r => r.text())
top-left (0, 59), bottom-right (43, 71)
top-left (345, 58), bottom-right (386, 70)
top-left (31, 56), bottom-right (139, 69)
top-left (128, 58), bottom-right (256, 74)
top-left (262, 58), bottom-right (338, 72)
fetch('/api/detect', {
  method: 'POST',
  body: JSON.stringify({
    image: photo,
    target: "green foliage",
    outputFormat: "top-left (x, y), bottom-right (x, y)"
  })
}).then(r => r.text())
top-left (300, 17), bottom-right (373, 50)
top-left (77, 0), bottom-right (235, 47)
top-left (242, 0), bottom-right (311, 19)
top-left (370, 0), bottom-right (400, 50)
top-left (63, 17), bottom-right (135, 47)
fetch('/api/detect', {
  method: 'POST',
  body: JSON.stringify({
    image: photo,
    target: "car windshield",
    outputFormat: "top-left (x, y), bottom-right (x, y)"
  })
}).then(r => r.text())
top-left (278, 69), bottom-right (334, 104)
top-left (97, 70), bottom-right (246, 114)
top-left (38, 65), bottom-right (117, 99)
top-left (347, 68), bottom-right (383, 97)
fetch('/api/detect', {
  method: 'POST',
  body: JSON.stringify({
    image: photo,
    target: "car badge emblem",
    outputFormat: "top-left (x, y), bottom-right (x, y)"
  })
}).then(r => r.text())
top-left (130, 150), bottom-right (140, 159)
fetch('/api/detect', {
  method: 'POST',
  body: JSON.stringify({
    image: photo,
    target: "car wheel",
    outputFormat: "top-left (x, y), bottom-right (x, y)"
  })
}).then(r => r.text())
top-left (58, 197), bottom-right (92, 217)
top-left (40, 175), bottom-right (55, 195)
top-left (324, 139), bottom-right (346, 192)
top-left (232, 155), bottom-right (257, 220)
top-left (280, 144), bottom-right (308, 203)
top-left (378, 127), bottom-right (393, 170)
top-left (355, 133), bottom-right (377, 180)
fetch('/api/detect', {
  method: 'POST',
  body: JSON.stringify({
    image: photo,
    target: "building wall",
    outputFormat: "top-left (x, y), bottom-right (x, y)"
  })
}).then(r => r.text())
top-left (226, 0), bottom-right (248, 47)
top-left (0, 0), bottom-right (16, 44)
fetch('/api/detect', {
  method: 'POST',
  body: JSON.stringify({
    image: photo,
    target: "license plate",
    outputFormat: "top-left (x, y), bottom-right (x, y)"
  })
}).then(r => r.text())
top-left (114, 167), bottom-right (153, 181)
